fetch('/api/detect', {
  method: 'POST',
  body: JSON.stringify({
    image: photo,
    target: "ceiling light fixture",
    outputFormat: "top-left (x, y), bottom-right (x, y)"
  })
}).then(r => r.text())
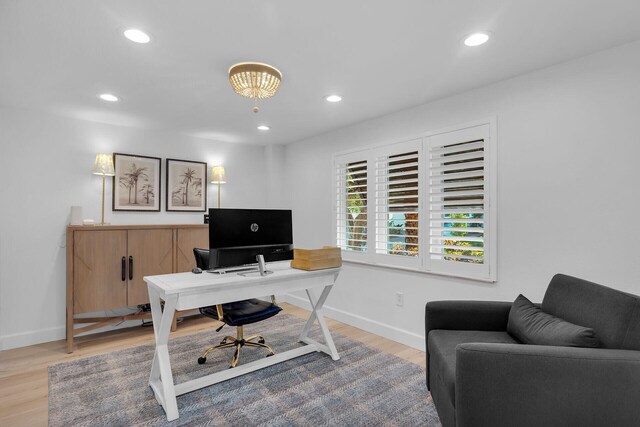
top-left (228, 62), bottom-right (282, 113)
top-left (257, 125), bottom-right (270, 131)
top-left (464, 32), bottom-right (490, 47)
top-left (124, 29), bottom-right (151, 44)
top-left (98, 93), bottom-right (119, 102)
top-left (325, 95), bottom-right (342, 103)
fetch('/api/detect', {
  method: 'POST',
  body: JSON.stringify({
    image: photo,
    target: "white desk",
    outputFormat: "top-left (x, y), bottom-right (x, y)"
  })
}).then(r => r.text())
top-left (144, 263), bottom-right (341, 421)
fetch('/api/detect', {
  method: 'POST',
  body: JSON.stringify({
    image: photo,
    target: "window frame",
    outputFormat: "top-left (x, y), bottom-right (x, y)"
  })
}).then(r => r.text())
top-left (371, 139), bottom-right (422, 269)
top-left (333, 118), bottom-right (497, 282)
top-left (333, 151), bottom-right (371, 263)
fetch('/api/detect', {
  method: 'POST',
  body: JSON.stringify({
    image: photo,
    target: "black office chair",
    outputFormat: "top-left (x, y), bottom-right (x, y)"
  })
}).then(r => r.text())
top-left (193, 248), bottom-right (282, 368)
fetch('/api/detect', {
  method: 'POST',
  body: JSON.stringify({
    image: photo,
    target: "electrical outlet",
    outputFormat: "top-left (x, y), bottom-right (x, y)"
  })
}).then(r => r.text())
top-left (395, 292), bottom-right (404, 307)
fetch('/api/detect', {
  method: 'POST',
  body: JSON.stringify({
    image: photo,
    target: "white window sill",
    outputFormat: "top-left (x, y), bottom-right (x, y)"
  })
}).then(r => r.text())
top-left (341, 258), bottom-right (496, 284)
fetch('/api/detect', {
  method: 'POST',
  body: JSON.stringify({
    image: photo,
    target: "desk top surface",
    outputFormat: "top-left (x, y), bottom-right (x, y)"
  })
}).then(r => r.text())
top-left (144, 262), bottom-right (341, 296)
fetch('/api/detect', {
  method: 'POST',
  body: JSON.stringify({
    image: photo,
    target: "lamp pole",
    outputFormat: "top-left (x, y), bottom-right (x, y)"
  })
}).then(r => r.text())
top-left (101, 174), bottom-right (106, 224)
top-left (211, 166), bottom-right (226, 209)
top-left (93, 153), bottom-right (115, 226)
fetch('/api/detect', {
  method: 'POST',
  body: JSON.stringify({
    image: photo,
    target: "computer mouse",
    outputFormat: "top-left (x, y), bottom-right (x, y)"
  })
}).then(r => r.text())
top-left (192, 267), bottom-right (203, 274)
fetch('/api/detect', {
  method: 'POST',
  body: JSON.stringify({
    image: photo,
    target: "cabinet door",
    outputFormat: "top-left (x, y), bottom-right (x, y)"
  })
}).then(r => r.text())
top-left (74, 230), bottom-right (127, 313)
top-left (127, 229), bottom-right (174, 306)
top-left (176, 227), bottom-right (209, 272)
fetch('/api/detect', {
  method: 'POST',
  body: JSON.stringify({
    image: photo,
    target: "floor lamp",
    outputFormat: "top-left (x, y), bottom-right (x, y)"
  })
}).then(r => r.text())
top-left (92, 153), bottom-right (115, 225)
top-left (210, 166), bottom-right (226, 208)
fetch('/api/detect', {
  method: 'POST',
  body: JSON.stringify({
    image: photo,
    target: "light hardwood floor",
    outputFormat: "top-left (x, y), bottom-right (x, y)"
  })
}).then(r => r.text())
top-left (0, 303), bottom-right (426, 426)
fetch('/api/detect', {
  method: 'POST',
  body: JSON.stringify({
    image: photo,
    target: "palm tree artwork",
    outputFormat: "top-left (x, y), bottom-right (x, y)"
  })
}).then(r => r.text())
top-left (139, 183), bottom-right (155, 204)
top-left (166, 159), bottom-right (206, 211)
top-left (172, 187), bottom-right (184, 204)
top-left (179, 167), bottom-right (197, 206)
top-left (113, 154), bottom-right (160, 211)
top-left (192, 177), bottom-right (202, 198)
top-left (119, 176), bottom-right (134, 204)
top-left (124, 163), bottom-right (149, 204)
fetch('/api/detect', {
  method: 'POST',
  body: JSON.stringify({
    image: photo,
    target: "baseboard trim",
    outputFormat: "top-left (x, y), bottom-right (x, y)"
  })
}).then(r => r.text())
top-left (0, 312), bottom-right (201, 350)
top-left (281, 294), bottom-right (426, 352)
top-left (0, 325), bottom-right (66, 351)
top-left (1, 301), bottom-right (426, 353)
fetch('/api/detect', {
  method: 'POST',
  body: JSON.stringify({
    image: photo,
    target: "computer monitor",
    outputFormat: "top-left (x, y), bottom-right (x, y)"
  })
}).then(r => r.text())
top-left (208, 208), bottom-right (293, 271)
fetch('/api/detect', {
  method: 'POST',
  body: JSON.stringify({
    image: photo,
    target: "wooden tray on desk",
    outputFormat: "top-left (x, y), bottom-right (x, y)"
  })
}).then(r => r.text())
top-left (291, 246), bottom-right (342, 271)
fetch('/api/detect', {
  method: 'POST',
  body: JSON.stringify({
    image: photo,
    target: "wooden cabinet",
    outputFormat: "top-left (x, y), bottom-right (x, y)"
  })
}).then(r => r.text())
top-left (66, 224), bottom-right (208, 352)
top-left (176, 228), bottom-right (209, 273)
top-left (73, 230), bottom-right (127, 313)
top-left (127, 229), bottom-right (174, 306)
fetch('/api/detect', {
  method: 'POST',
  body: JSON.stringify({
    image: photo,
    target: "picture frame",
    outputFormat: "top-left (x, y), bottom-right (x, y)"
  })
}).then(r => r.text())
top-left (112, 153), bottom-right (161, 212)
top-left (166, 158), bottom-right (207, 212)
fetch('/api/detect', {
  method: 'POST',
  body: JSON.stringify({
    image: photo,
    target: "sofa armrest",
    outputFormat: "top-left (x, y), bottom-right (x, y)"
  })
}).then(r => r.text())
top-left (455, 343), bottom-right (640, 427)
top-left (425, 301), bottom-right (512, 335)
top-left (424, 300), bottom-right (512, 389)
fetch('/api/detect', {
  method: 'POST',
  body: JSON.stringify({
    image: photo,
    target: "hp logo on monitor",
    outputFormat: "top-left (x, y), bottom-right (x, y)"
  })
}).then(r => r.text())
top-left (250, 223), bottom-right (259, 232)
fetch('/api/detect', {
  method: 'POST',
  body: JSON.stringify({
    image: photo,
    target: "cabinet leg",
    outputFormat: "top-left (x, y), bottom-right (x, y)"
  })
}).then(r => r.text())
top-left (171, 312), bottom-right (178, 332)
top-left (66, 308), bottom-right (74, 353)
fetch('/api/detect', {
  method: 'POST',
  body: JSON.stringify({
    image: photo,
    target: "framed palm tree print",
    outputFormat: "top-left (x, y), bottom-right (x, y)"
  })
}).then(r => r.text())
top-left (112, 153), bottom-right (161, 212)
top-left (166, 158), bottom-right (207, 212)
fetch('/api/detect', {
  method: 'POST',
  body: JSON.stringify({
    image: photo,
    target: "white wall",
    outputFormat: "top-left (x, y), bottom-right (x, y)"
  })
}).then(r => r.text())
top-left (3, 41), bottom-right (640, 352)
top-left (0, 109), bottom-right (272, 349)
top-left (283, 40), bottom-right (640, 350)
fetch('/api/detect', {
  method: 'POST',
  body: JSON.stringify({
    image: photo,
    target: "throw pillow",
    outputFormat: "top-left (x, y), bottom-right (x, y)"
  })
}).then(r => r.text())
top-left (507, 294), bottom-right (600, 347)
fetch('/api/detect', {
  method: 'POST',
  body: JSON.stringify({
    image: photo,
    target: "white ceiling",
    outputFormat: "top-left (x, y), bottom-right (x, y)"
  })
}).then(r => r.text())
top-left (2, 0), bottom-right (640, 145)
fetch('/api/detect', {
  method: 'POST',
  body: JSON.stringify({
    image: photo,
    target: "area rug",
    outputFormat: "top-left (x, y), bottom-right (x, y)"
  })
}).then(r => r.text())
top-left (49, 313), bottom-right (440, 426)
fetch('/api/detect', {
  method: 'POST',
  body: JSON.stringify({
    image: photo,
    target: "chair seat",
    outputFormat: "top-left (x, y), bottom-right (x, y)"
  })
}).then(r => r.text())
top-left (200, 298), bottom-right (282, 326)
top-left (428, 330), bottom-right (519, 407)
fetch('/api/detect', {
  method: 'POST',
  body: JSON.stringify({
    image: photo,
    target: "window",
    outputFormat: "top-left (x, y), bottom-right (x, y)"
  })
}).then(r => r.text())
top-left (427, 124), bottom-right (493, 279)
top-left (373, 139), bottom-right (421, 269)
top-left (334, 119), bottom-right (496, 281)
top-left (335, 155), bottom-right (368, 254)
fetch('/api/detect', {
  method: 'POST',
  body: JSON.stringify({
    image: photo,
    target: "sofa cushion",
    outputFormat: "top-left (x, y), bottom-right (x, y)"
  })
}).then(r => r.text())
top-left (508, 294), bottom-right (600, 348)
top-left (428, 330), bottom-right (519, 406)
top-left (542, 274), bottom-right (640, 350)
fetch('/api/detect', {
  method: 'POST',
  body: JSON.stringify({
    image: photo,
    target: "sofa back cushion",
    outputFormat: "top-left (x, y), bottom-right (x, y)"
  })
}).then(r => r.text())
top-left (508, 294), bottom-right (600, 347)
top-left (542, 274), bottom-right (640, 350)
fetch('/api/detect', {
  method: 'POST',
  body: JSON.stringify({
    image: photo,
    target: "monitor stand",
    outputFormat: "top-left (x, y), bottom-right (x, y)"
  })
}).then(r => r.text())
top-left (207, 255), bottom-right (274, 276)
top-left (238, 255), bottom-right (274, 277)
top-left (207, 266), bottom-right (257, 275)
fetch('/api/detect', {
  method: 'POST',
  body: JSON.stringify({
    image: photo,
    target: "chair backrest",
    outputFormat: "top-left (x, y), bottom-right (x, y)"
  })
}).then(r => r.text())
top-left (193, 248), bottom-right (210, 270)
top-left (542, 274), bottom-right (640, 350)
top-left (193, 247), bottom-right (278, 306)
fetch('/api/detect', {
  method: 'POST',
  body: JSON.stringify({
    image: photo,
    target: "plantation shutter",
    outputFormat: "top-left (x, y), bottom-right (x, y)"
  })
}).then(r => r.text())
top-left (335, 155), bottom-right (368, 255)
top-left (427, 124), bottom-right (492, 278)
top-left (373, 140), bottom-right (421, 268)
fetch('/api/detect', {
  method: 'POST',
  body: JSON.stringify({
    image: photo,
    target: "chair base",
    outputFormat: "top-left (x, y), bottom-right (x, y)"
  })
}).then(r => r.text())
top-left (197, 325), bottom-right (275, 368)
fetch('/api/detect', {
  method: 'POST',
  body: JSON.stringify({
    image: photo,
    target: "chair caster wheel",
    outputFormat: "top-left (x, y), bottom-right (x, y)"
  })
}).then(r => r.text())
top-left (258, 339), bottom-right (265, 344)
top-left (197, 357), bottom-right (207, 364)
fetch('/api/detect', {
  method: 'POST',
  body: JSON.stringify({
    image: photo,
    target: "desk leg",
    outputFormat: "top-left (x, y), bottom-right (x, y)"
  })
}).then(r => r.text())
top-left (148, 287), bottom-right (179, 421)
top-left (298, 285), bottom-right (340, 361)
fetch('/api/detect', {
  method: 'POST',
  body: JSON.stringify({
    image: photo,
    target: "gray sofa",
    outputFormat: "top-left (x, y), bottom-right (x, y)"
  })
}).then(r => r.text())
top-left (425, 274), bottom-right (640, 427)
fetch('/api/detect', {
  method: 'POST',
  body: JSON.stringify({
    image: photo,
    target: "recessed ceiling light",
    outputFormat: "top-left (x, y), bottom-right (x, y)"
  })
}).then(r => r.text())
top-left (124, 29), bottom-right (151, 44)
top-left (325, 95), bottom-right (342, 103)
top-left (98, 93), bottom-right (119, 102)
top-left (257, 125), bottom-right (271, 131)
top-left (464, 32), bottom-right (490, 47)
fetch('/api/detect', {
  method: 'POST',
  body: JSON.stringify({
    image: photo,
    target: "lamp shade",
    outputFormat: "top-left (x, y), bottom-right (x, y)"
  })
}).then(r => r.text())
top-left (92, 153), bottom-right (115, 176)
top-left (210, 166), bottom-right (226, 184)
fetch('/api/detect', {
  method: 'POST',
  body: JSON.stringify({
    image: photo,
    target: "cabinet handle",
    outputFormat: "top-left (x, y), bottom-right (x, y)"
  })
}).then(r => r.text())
top-left (121, 257), bottom-right (126, 281)
top-left (129, 256), bottom-right (133, 280)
